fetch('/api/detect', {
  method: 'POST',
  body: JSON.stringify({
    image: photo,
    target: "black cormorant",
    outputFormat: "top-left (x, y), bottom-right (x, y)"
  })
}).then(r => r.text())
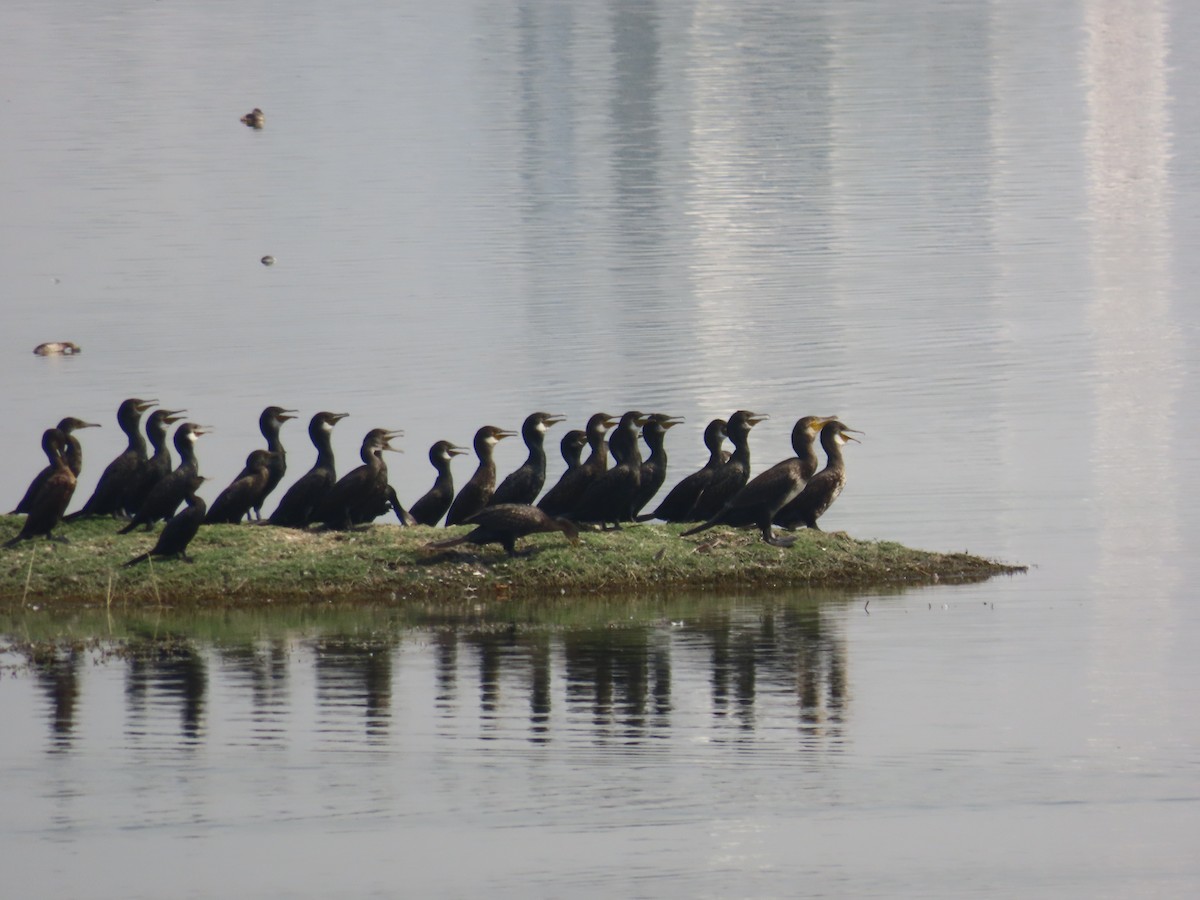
top-left (10, 417), bottom-right (99, 515)
top-left (536, 413), bottom-right (617, 517)
top-left (690, 410), bottom-right (767, 521)
top-left (445, 425), bottom-right (517, 526)
top-left (64, 398), bottom-right (156, 520)
top-left (490, 412), bottom-right (566, 506)
top-left (119, 423), bottom-right (208, 533)
top-left (314, 428), bottom-right (403, 530)
top-left (774, 421), bottom-right (862, 531)
top-left (682, 416), bottom-right (836, 546)
top-left (205, 449), bottom-right (277, 524)
top-left (427, 503), bottom-right (580, 558)
top-left (4, 429), bottom-right (76, 548)
top-left (252, 406), bottom-right (298, 520)
top-left (269, 411), bottom-right (348, 527)
top-left (631, 414), bottom-right (684, 519)
top-left (122, 475), bottom-right (208, 566)
top-left (571, 411), bottom-right (650, 527)
top-left (637, 418), bottom-right (727, 523)
top-left (409, 440), bottom-right (469, 526)
top-left (127, 408), bottom-right (187, 517)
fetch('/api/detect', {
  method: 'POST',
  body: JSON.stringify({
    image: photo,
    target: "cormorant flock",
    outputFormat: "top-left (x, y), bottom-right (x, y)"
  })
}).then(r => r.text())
top-left (4, 400), bottom-right (861, 561)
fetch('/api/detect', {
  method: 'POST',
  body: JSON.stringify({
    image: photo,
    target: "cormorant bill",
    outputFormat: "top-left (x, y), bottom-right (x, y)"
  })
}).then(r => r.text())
top-left (444, 425), bottom-right (517, 526)
top-left (426, 503), bottom-right (581, 558)
top-left (490, 412), bottom-right (567, 507)
top-left (690, 410), bottom-right (768, 521)
top-left (536, 413), bottom-right (618, 517)
top-left (571, 411), bottom-right (651, 527)
top-left (4, 429), bottom-right (76, 548)
top-left (682, 416), bottom-right (837, 546)
top-left (631, 414), bottom-right (684, 519)
top-left (127, 408), bottom-right (187, 517)
top-left (313, 428), bottom-right (403, 530)
top-left (123, 475), bottom-right (209, 566)
top-left (10, 417), bottom-right (100, 515)
top-left (637, 418), bottom-right (728, 522)
top-left (268, 411), bottom-right (349, 527)
top-left (773, 421), bottom-right (863, 531)
top-left (119, 423), bottom-right (209, 533)
top-left (204, 449), bottom-right (278, 524)
top-left (252, 406), bottom-right (298, 520)
top-left (64, 398), bottom-right (157, 521)
top-left (409, 440), bottom-right (469, 526)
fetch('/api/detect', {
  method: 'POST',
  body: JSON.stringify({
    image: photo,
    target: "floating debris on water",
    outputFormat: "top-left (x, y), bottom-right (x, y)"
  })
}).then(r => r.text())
top-left (33, 341), bottom-right (81, 356)
top-left (261, 255), bottom-right (275, 266)
top-left (241, 107), bottom-right (264, 129)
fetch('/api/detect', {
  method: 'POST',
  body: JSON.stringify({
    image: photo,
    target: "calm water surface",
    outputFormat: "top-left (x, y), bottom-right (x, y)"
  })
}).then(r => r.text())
top-left (2, 0), bottom-right (1199, 896)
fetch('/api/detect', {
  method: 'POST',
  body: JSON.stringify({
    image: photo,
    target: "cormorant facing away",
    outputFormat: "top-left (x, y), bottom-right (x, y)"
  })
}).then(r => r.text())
top-left (253, 406), bottom-right (298, 520)
top-left (127, 408), bottom-right (187, 517)
top-left (571, 411), bottom-right (650, 528)
top-left (205, 450), bottom-right (278, 524)
top-left (269, 411), bottom-right (348, 527)
top-left (773, 420), bottom-right (862, 531)
top-left (690, 410), bottom-right (767, 521)
top-left (409, 440), bottom-right (469, 526)
top-left (4, 429), bottom-right (76, 548)
top-left (631, 414), bottom-right (684, 519)
top-left (445, 425), bottom-right (517, 526)
top-left (637, 418), bottom-right (728, 523)
top-left (123, 475), bottom-right (208, 566)
top-left (65, 398), bottom-right (157, 520)
top-left (558, 429), bottom-right (588, 473)
top-left (314, 428), bottom-right (403, 530)
top-left (427, 503), bottom-right (580, 558)
top-left (536, 413), bottom-right (617, 517)
top-left (10, 417), bottom-right (99, 515)
top-left (489, 412), bottom-right (566, 507)
top-left (119, 423), bottom-right (208, 533)
top-left (682, 416), bottom-right (836, 546)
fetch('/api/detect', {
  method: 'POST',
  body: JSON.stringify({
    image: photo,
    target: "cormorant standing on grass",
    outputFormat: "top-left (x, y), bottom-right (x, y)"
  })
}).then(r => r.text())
top-left (252, 406), bottom-right (298, 520)
top-left (637, 418), bottom-right (727, 523)
top-left (427, 504), bottom-right (580, 558)
top-left (571, 411), bottom-right (649, 528)
top-left (314, 428), bottom-right (403, 530)
top-left (682, 416), bottom-right (836, 546)
top-left (774, 420), bottom-right (862, 531)
top-left (631, 414), bottom-right (684, 519)
top-left (445, 425), bottom-right (516, 526)
top-left (205, 450), bottom-right (277, 524)
top-left (690, 410), bottom-right (767, 521)
top-left (269, 411), bottom-right (348, 527)
top-left (409, 440), bottom-right (469, 526)
top-left (122, 474), bottom-right (208, 566)
top-left (65, 398), bottom-right (156, 520)
top-left (558, 429), bottom-right (588, 474)
top-left (10, 417), bottom-right (99, 515)
top-left (536, 413), bottom-right (617, 517)
top-left (127, 408), bottom-right (187, 516)
top-left (4, 429), bottom-right (76, 548)
top-left (490, 412), bottom-right (566, 506)
top-left (119, 423), bottom-right (207, 533)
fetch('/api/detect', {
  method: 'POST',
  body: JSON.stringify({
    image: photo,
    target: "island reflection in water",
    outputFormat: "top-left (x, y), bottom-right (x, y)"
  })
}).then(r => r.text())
top-left (8, 591), bottom-right (852, 755)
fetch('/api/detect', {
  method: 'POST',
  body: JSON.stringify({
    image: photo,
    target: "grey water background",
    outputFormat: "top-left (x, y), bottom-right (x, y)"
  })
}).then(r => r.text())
top-left (2, 0), bottom-right (1199, 896)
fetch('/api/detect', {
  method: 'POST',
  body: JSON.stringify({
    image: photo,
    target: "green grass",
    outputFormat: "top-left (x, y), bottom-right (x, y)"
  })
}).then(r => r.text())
top-left (0, 514), bottom-right (1024, 612)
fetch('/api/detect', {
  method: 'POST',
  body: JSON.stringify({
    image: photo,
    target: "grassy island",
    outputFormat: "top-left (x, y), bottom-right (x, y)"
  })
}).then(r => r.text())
top-left (0, 515), bottom-right (1024, 611)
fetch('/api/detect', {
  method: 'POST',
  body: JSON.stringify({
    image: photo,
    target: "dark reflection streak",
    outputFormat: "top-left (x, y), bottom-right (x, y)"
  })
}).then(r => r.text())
top-left (30, 647), bottom-right (82, 752)
top-left (528, 632), bottom-right (552, 742)
top-left (122, 638), bottom-right (208, 746)
top-left (312, 637), bottom-right (396, 741)
top-left (213, 638), bottom-right (290, 746)
top-left (434, 631), bottom-right (457, 713)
